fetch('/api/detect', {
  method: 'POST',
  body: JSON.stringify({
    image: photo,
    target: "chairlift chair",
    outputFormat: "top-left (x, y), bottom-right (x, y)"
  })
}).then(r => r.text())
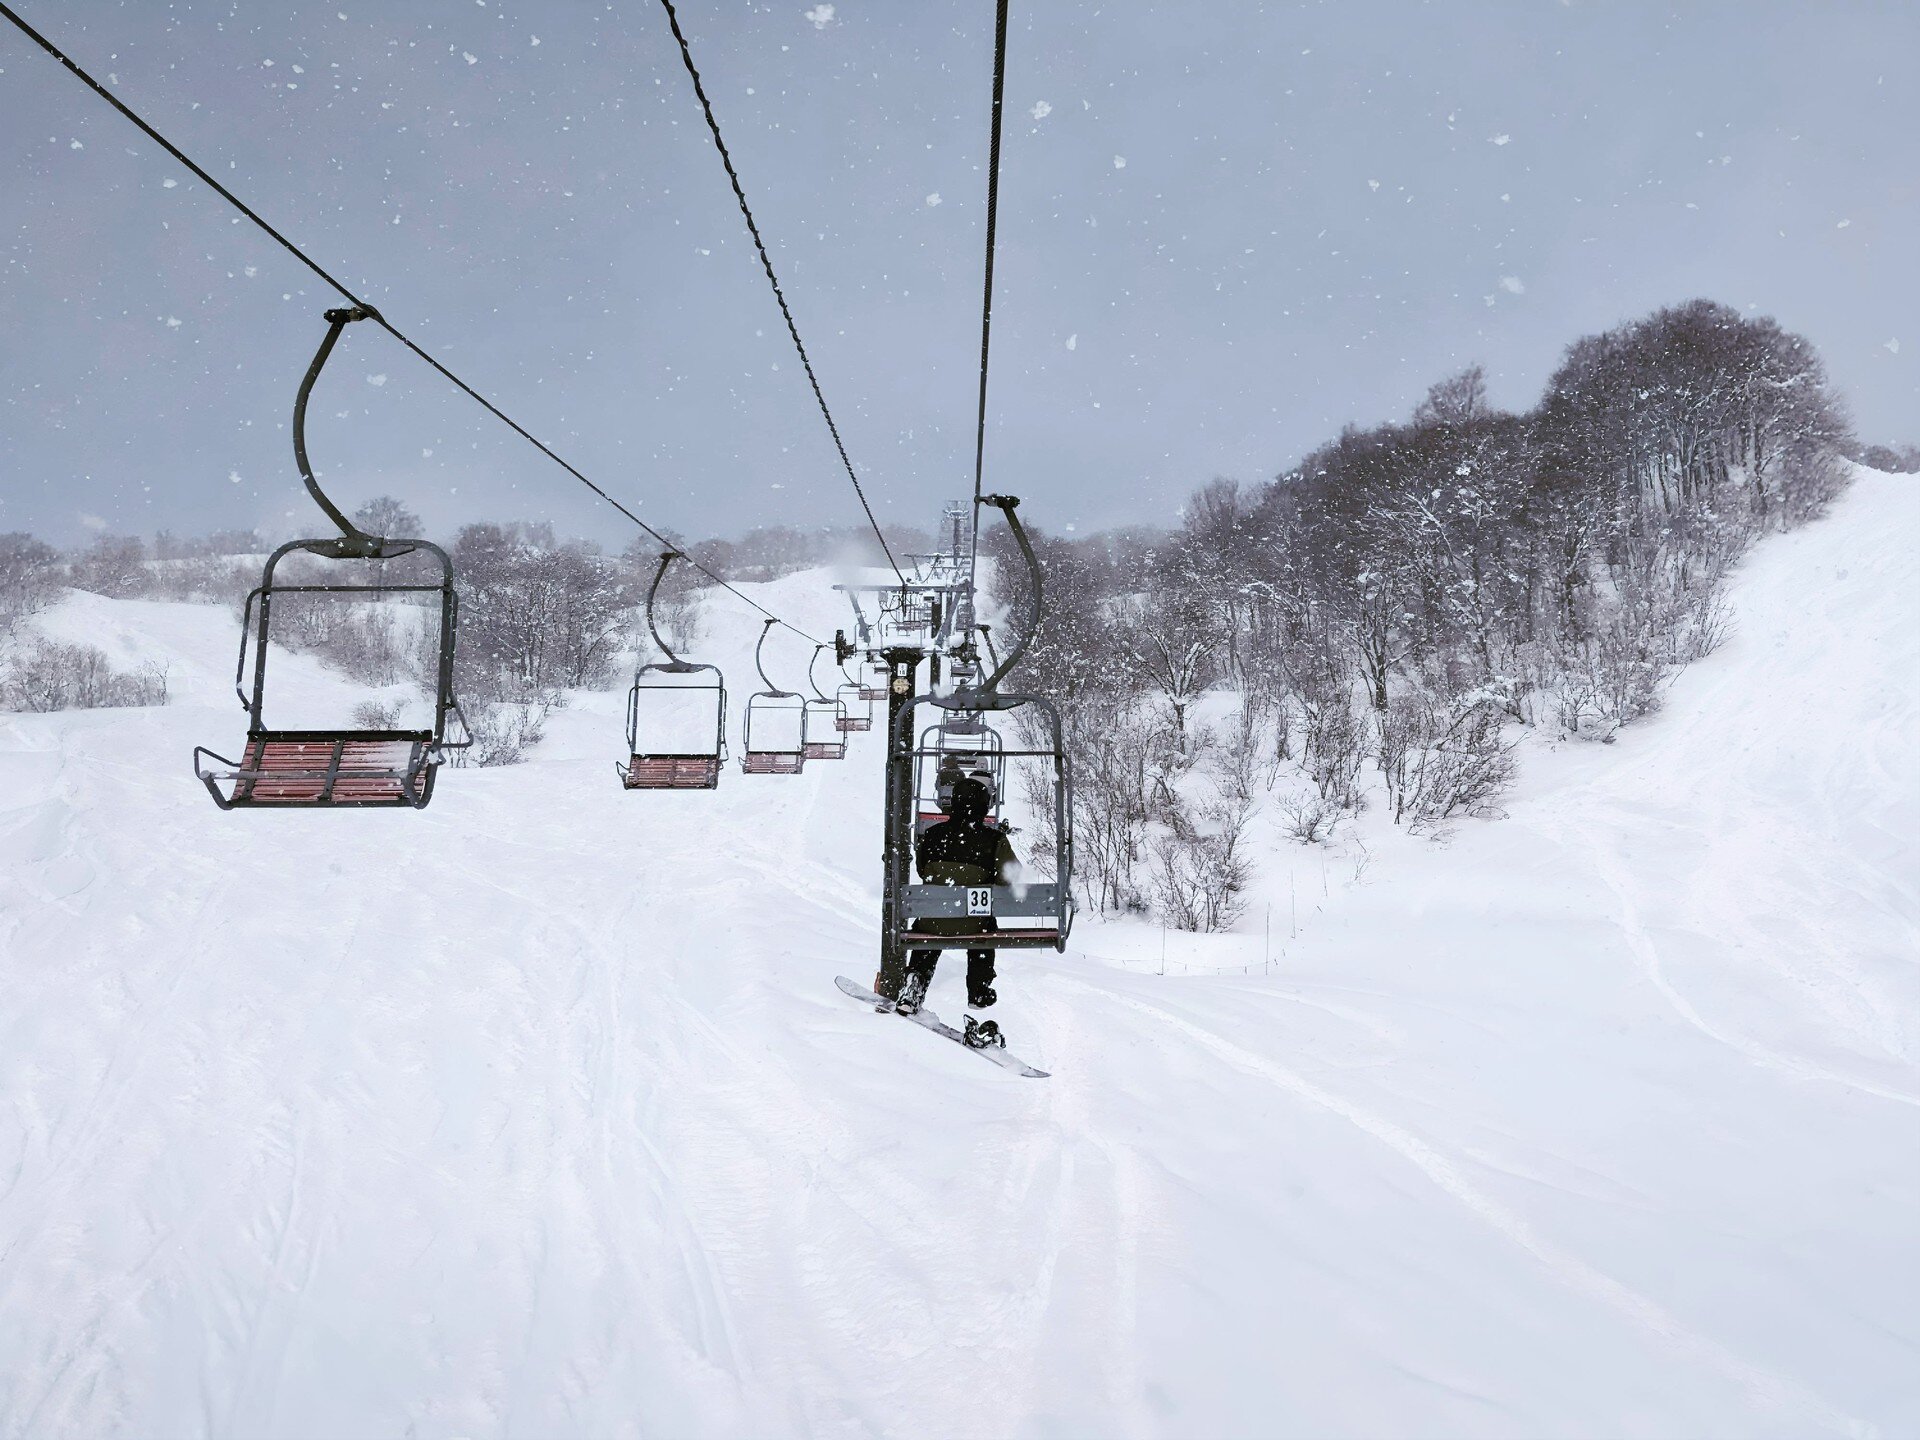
top-left (618, 551), bottom-right (727, 789)
top-left (193, 306), bottom-right (471, 809)
top-left (800, 643), bottom-right (849, 760)
top-left (834, 665), bottom-right (874, 732)
top-left (879, 496), bottom-right (1075, 980)
top-left (741, 619), bottom-right (807, 774)
top-left (886, 689), bottom-right (1072, 953)
top-left (803, 697), bottom-right (847, 760)
top-left (913, 713), bottom-right (1006, 833)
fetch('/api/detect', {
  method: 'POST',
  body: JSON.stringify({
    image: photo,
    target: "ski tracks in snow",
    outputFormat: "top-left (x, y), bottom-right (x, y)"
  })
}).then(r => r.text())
top-left (1067, 981), bottom-right (1876, 1439)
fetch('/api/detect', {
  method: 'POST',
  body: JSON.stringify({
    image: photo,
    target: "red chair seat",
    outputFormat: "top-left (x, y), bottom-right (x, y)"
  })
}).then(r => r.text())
top-left (622, 754), bottom-right (721, 790)
top-left (743, 751), bottom-right (804, 775)
top-left (232, 732), bottom-right (431, 806)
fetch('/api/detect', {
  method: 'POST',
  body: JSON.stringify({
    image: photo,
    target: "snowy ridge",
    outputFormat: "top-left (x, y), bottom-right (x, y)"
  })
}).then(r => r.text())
top-left (0, 472), bottom-right (1915, 1438)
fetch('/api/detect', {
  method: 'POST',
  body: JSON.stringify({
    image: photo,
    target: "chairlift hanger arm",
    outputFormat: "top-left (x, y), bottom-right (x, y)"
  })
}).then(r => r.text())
top-left (807, 643), bottom-right (834, 703)
top-left (753, 617), bottom-right (794, 697)
top-left (293, 306), bottom-right (382, 553)
top-left (644, 550), bottom-right (687, 668)
top-left (978, 495), bottom-right (1041, 691)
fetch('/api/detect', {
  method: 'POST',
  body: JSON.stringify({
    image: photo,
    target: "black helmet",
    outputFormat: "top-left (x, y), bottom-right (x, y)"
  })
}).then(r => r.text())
top-left (949, 775), bottom-right (992, 822)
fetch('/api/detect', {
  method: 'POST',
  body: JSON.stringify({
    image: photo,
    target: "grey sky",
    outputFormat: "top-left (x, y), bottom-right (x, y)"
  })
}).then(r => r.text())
top-left (2, 1), bottom-right (1915, 549)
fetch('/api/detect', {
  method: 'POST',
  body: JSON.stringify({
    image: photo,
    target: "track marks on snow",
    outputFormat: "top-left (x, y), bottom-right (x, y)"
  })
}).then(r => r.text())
top-left (1065, 980), bottom-right (1875, 1439)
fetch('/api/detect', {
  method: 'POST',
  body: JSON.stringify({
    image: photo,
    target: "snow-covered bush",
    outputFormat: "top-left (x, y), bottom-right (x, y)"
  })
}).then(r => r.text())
top-left (66, 535), bottom-right (150, 598)
top-left (1276, 790), bottom-right (1339, 845)
top-left (1, 639), bottom-right (168, 712)
top-left (1378, 687), bottom-right (1517, 832)
top-left (453, 698), bottom-right (547, 768)
top-left (351, 699), bottom-right (404, 730)
top-left (0, 533), bottom-right (62, 635)
top-left (1149, 821), bottom-right (1250, 933)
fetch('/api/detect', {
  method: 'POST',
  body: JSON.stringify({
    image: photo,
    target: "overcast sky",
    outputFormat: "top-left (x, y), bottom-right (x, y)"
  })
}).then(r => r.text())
top-left (2, 1), bottom-right (1915, 549)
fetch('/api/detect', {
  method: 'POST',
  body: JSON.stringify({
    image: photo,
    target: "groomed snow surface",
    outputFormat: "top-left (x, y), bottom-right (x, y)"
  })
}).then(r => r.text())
top-left (2, 470), bottom-right (1916, 1439)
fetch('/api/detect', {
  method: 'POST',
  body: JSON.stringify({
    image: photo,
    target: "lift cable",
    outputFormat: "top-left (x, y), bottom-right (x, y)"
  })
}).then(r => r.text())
top-left (655, 0), bottom-right (908, 589)
top-left (965, 0), bottom-right (1012, 611)
top-left (0, 0), bottom-right (824, 644)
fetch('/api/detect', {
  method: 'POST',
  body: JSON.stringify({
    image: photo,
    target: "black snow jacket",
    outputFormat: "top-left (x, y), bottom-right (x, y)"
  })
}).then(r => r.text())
top-left (915, 777), bottom-right (1015, 888)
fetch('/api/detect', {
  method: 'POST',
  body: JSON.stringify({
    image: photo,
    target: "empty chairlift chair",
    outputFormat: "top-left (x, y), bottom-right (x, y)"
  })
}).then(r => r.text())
top-left (618, 551), bottom-right (727, 790)
top-left (835, 665), bottom-right (874, 733)
top-left (741, 619), bottom-right (807, 775)
top-left (802, 643), bottom-right (849, 760)
top-left (193, 305), bottom-right (470, 809)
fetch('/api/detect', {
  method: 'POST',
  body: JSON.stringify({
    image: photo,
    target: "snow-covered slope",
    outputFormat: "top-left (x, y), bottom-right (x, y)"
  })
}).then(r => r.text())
top-left (1, 472), bottom-right (1915, 1439)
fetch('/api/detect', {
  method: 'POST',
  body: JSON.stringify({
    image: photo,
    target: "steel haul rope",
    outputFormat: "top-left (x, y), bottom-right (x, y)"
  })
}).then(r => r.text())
top-left (967, 0), bottom-right (1013, 608)
top-left (656, 0), bottom-right (907, 589)
top-left (0, 0), bottom-right (824, 643)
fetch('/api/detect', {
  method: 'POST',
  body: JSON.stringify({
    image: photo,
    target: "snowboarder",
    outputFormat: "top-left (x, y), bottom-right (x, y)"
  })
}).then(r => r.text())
top-left (896, 775), bottom-right (1013, 1016)
top-left (932, 753), bottom-right (966, 815)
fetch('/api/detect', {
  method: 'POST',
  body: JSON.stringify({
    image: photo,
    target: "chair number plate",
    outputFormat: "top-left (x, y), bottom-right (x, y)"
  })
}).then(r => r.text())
top-left (966, 886), bottom-right (993, 917)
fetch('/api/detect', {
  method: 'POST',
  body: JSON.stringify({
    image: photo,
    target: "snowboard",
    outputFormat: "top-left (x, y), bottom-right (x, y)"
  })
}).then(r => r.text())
top-left (834, 975), bottom-right (1050, 1078)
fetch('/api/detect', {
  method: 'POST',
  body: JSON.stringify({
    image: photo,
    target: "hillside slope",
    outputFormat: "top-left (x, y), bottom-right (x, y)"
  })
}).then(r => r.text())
top-left (0, 471), bottom-right (1915, 1439)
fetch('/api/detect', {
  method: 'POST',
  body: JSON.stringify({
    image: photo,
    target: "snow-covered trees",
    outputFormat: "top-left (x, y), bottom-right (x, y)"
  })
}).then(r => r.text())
top-left (0, 639), bottom-right (167, 712)
top-left (989, 300), bottom-right (1855, 928)
top-left (453, 522), bottom-right (626, 694)
top-left (0, 533), bottom-right (61, 635)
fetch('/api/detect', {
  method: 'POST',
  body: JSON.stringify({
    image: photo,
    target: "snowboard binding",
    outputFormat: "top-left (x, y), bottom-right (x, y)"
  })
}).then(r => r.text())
top-left (962, 1016), bottom-right (1005, 1050)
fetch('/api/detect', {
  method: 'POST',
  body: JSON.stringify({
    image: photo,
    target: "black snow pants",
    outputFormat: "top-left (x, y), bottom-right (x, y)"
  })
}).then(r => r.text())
top-left (906, 916), bottom-right (997, 994)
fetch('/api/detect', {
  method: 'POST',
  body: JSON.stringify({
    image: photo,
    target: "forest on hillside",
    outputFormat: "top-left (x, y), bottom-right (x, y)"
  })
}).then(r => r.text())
top-left (982, 300), bottom-right (1888, 925)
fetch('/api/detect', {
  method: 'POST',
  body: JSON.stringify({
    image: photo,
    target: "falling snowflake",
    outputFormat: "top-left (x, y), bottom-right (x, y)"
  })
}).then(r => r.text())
top-left (1030, 100), bottom-right (1052, 120)
top-left (1066, 334), bottom-right (1078, 351)
top-left (367, 373), bottom-right (388, 386)
top-left (165, 316), bottom-right (181, 328)
top-left (1490, 134), bottom-right (1511, 146)
top-left (1368, 179), bottom-right (1379, 191)
top-left (228, 470), bottom-right (243, 484)
top-left (463, 51), bottom-right (478, 65)
top-left (1836, 218), bottom-right (1852, 229)
top-left (804, 4), bottom-right (835, 29)
top-left (68, 139), bottom-right (83, 150)
top-left (1887, 339), bottom-right (1901, 354)
top-left (1112, 155), bottom-right (1127, 169)
top-left (925, 192), bottom-right (942, 207)
top-left (1499, 276), bottom-right (1525, 295)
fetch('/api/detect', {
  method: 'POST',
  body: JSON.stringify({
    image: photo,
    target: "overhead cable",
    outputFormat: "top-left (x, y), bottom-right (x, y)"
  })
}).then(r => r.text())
top-left (655, 0), bottom-right (908, 589)
top-left (966, 0), bottom-right (1011, 604)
